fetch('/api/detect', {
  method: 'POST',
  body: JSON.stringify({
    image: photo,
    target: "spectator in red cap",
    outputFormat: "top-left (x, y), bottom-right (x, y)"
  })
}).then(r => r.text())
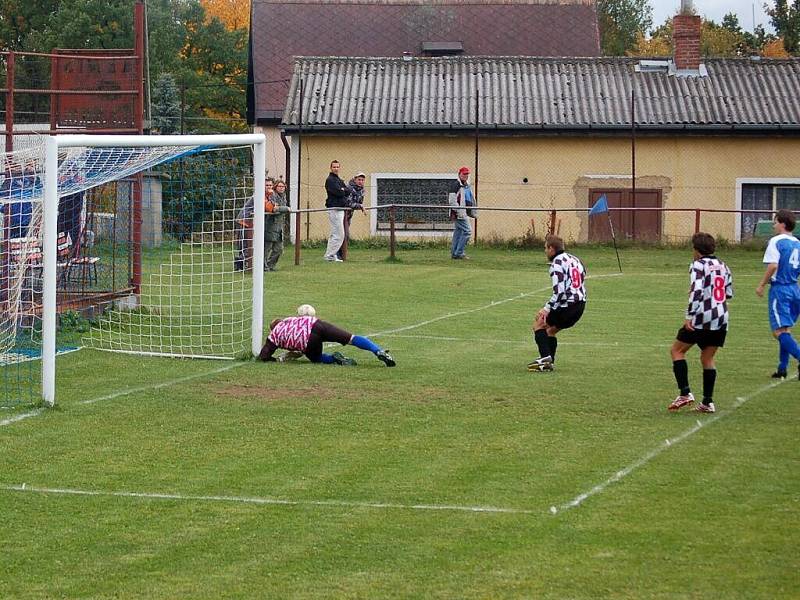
top-left (448, 166), bottom-right (476, 259)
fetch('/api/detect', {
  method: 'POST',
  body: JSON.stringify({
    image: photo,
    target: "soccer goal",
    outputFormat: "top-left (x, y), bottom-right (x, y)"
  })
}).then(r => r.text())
top-left (1, 134), bottom-right (266, 409)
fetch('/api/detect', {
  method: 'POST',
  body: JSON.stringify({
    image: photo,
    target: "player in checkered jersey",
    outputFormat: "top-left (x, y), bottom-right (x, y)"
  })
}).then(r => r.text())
top-left (258, 315), bottom-right (396, 367)
top-left (528, 235), bottom-right (587, 372)
top-left (668, 232), bottom-right (734, 414)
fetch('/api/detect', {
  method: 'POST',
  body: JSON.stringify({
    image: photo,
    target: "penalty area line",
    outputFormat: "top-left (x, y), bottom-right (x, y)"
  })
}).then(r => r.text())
top-left (370, 272), bottom-right (622, 337)
top-left (0, 483), bottom-right (536, 516)
top-left (550, 378), bottom-right (791, 516)
top-left (79, 362), bottom-right (246, 405)
top-left (1, 363), bottom-right (247, 429)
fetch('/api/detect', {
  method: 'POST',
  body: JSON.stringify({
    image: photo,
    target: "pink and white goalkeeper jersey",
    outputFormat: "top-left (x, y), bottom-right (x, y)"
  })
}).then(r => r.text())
top-left (268, 316), bottom-right (318, 351)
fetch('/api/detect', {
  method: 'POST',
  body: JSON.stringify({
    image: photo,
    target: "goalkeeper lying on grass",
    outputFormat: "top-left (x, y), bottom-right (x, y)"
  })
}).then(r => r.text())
top-left (258, 315), bottom-right (396, 367)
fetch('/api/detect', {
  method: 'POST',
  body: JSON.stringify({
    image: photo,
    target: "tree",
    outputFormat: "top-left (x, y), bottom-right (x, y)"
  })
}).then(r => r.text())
top-left (151, 73), bottom-right (181, 134)
top-left (767, 0), bottom-right (800, 54)
top-left (631, 14), bottom-right (781, 58)
top-left (700, 19), bottom-right (744, 57)
top-left (597, 0), bottom-right (654, 55)
top-left (630, 31), bottom-right (670, 57)
top-left (3, 0), bottom-right (247, 133)
top-left (762, 37), bottom-right (791, 57)
top-left (201, 0), bottom-right (249, 31)
top-left (0, 0), bottom-right (59, 51)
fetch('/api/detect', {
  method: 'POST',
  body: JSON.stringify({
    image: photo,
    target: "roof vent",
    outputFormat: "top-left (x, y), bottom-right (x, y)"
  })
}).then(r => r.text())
top-left (636, 59), bottom-right (670, 73)
top-left (421, 41), bottom-right (464, 56)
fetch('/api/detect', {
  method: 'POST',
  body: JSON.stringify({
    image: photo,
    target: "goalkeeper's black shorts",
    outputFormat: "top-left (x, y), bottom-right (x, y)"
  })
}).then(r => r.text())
top-left (305, 320), bottom-right (352, 362)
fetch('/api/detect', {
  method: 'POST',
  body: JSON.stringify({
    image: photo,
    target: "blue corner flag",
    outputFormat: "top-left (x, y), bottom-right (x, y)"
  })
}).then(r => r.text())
top-left (589, 194), bottom-right (608, 216)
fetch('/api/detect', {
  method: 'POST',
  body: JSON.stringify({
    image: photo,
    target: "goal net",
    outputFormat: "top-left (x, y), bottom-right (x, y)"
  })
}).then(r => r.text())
top-left (1, 134), bottom-right (266, 408)
top-left (1, 144), bottom-right (46, 409)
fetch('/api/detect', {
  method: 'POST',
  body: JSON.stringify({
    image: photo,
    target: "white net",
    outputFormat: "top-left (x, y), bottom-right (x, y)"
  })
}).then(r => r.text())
top-left (1, 144), bottom-right (46, 407)
top-left (80, 143), bottom-right (259, 359)
top-left (85, 173), bottom-right (255, 358)
top-left (1, 136), bottom-right (263, 407)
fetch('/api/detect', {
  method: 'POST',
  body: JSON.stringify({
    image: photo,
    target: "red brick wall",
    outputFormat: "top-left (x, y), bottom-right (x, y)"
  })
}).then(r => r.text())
top-left (673, 15), bottom-right (702, 71)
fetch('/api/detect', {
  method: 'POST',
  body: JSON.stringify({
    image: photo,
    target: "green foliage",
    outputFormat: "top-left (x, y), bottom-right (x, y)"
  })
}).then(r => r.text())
top-left (160, 152), bottom-right (244, 241)
top-left (151, 73), bottom-right (181, 135)
top-left (637, 13), bottom-right (781, 58)
top-left (0, 0), bottom-right (59, 51)
top-left (598, 0), bottom-right (654, 55)
top-left (58, 310), bottom-right (92, 334)
top-left (3, 0), bottom-right (246, 133)
top-left (768, 0), bottom-right (800, 54)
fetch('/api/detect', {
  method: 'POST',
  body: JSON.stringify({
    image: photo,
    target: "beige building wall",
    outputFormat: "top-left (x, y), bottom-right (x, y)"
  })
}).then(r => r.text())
top-left (291, 134), bottom-right (800, 243)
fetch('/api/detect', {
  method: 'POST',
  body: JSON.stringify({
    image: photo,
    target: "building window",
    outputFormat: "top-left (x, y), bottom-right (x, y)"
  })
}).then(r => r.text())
top-left (740, 183), bottom-right (800, 239)
top-left (372, 174), bottom-right (455, 234)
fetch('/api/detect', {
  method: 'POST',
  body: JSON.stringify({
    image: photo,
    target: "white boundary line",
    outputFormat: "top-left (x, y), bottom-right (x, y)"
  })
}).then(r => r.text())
top-left (0, 483), bottom-right (536, 515)
top-left (550, 378), bottom-right (792, 515)
top-left (79, 362), bottom-right (245, 405)
top-left (370, 272), bottom-right (622, 337)
top-left (1, 363), bottom-right (245, 428)
top-left (0, 409), bottom-right (45, 427)
top-left (381, 333), bottom-right (670, 348)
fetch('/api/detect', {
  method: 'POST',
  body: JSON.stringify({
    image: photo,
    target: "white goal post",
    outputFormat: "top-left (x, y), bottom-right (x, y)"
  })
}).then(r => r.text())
top-left (40, 133), bottom-right (267, 406)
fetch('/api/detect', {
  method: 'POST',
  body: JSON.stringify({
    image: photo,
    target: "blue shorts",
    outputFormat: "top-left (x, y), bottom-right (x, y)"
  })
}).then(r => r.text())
top-left (768, 284), bottom-right (800, 331)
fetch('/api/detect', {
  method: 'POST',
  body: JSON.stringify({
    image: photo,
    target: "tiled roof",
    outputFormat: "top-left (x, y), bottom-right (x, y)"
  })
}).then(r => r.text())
top-left (281, 56), bottom-right (800, 131)
top-left (248, 0), bottom-right (600, 123)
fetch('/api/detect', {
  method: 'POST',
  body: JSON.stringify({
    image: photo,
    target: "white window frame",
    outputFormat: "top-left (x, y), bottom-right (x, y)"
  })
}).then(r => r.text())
top-left (735, 178), bottom-right (800, 242)
top-left (370, 172), bottom-right (456, 238)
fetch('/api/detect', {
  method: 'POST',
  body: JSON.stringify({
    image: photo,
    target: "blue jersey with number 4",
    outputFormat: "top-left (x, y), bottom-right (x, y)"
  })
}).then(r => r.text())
top-left (763, 233), bottom-right (800, 286)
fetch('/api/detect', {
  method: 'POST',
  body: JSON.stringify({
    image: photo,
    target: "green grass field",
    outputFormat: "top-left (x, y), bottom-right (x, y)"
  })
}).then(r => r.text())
top-left (2, 245), bottom-right (799, 598)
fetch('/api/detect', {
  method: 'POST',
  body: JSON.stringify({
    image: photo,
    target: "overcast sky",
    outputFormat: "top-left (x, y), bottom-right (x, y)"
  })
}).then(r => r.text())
top-left (652, 1), bottom-right (773, 32)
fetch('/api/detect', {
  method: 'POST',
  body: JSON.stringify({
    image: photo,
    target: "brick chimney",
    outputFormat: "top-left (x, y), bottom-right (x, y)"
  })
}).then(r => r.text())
top-left (673, 13), bottom-right (702, 71)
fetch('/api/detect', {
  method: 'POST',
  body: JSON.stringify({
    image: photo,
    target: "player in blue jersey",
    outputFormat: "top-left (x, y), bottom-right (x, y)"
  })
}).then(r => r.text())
top-left (756, 209), bottom-right (800, 380)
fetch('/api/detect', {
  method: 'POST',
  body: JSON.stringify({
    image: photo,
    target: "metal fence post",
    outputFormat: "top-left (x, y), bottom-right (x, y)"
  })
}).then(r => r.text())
top-left (389, 205), bottom-right (396, 260)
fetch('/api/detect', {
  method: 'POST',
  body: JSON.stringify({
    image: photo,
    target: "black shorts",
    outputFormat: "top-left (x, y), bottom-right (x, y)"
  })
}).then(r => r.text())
top-left (676, 326), bottom-right (727, 349)
top-left (546, 302), bottom-right (586, 330)
top-left (305, 320), bottom-right (352, 362)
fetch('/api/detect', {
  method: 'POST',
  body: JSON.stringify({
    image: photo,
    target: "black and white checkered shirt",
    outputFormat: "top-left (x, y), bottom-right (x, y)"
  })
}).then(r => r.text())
top-left (686, 255), bottom-right (733, 330)
top-left (545, 251), bottom-right (587, 311)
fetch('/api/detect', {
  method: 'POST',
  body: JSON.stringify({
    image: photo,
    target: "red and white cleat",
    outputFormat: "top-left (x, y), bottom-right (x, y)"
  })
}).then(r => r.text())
top-left (668, 393), bottom-right (695, 411)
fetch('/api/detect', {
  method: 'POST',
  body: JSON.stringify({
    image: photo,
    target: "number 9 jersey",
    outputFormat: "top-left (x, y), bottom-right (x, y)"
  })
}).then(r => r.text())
top-left (686, 256), bottom-right (733, 330)
top-left (545, 251), bottom-right (587, 311)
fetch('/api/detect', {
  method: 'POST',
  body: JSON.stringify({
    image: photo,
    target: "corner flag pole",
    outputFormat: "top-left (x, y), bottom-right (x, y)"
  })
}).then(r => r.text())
top-left (607, 211), bottom-right (623, 273)
top-left (589, 194), bottom-right (622, 273)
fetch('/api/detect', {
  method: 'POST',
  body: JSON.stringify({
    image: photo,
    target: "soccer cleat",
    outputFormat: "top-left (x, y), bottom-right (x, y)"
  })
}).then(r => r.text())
top-left (527, 356), bottom-right (553, 372)
top-left (696, 402), bottom-right (716, 413)
top-left (667, 392), bottom-right (695, 411)
top-left (376, 349), bottom-right (396, 367)
top-left (324, 256), bottom-right (344, 263)
top-left (331, 351), bottom-right (356, 366)
top-left (771, 370), bottom-right (787, 380)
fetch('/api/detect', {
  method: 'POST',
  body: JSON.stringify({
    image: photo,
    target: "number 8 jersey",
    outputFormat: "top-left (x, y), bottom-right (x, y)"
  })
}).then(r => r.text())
top-left (686, 256), bottom-right (733, 330)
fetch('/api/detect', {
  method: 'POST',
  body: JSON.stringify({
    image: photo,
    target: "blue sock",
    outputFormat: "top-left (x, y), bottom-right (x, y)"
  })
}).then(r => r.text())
top-left (319, 353), bottom-right (335, 364)
top-left (778, 333), bottom-right (800, 361)
top-left (350, 335), bottom-right (380, 354)
top-left (778, 345), bottom-right (790, 373)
